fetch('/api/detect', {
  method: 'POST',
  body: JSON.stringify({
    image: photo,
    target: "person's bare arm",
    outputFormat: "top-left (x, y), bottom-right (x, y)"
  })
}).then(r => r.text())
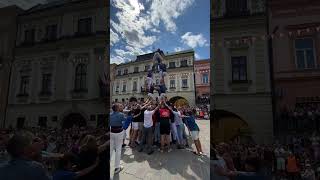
top-left (141, 102), bottom-right (151, 109)
top-left (152, 104), bottom-right (160, 114)
top-left (164, 103), bottom-right (174, 112)
top-left (75, 158), bottom-right (99, 178)
top-left (133, 112), bottom-right (141, 118)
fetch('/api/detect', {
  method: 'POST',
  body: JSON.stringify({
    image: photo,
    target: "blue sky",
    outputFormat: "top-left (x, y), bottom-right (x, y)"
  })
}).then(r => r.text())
top-left (110, 0), bottom-right (210, 64)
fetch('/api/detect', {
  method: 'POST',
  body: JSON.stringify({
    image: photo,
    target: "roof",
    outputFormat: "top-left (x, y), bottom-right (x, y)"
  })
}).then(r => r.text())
top-left (116, 49), bottom-right (194, 66)
top-left (194, 59), bottom-right (210, 64)
top-left (22, 0), bottom-right (83, 14)
top-left (135, 49), bottom-right (165, 62)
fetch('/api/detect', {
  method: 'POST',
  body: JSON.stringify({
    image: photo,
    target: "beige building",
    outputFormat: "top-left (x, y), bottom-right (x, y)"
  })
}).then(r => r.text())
top-left (6, 0), bottom-right (108, 129)
top-left (212, 0), bottom-right (273, 143)
top-left (0, 5), bottom-right (23, 128)
top-left (112, 50), bottom-right (196, 106)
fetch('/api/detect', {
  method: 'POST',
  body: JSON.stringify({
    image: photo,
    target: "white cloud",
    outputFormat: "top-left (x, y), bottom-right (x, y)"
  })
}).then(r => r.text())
top-left (195, 53), bottom-right (201, 59)
top-left (111, 55), bottom-right (126, 64)
top-left (111, 0), bottom-right (157, 59)
top-left (151, 28), bottom-right (161, 33)
top-left (174, 47), bottom-right (183, 52)
top-left (181, 32), bottom-right (208, 48)
top-left (149, 0), bottom-right (194, 32)
top-left (110, 28), bottom-right (120, 45)
top-left (111, 0), bottom-right (195, 63)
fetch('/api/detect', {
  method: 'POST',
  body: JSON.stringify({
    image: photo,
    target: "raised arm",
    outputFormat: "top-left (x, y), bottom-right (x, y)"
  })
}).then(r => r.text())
top-left (152, 104), bottom-right (160, 114)
top-left (141, 101), bottom-right (151, 110)
top-left (164, 103), bottom-right (173, 112)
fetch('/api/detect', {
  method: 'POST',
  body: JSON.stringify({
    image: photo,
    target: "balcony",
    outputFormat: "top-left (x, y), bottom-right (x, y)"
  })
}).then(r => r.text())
top-left (39, 91), bottom-right (52, 101)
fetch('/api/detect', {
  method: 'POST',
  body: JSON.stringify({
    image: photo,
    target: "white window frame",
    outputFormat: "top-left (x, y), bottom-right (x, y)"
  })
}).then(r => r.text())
top-left (294, 37), bottom-right (317, 69)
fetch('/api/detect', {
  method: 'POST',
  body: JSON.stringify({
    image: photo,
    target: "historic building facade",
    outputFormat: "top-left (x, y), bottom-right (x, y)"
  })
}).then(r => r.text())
top-left (112, 50), bottom-right (196, 106)
top-left (212, 0), bottom-right (273, 143)
top-left (0, 5), bottom-right (23, 128)
top-left (194, 59), bottom-right (210, 105)
top-left (6, 0), bottom-right (108, 129)
top-left (270, 0), bottom-right (320, 134)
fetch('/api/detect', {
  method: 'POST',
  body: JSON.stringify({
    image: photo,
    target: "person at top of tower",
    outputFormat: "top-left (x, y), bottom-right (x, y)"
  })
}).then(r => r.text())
top-left (153, 52), bottom-right (164, 73)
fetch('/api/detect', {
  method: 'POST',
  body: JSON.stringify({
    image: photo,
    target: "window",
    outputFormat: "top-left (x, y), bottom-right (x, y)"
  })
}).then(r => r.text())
top-left (117, 70), bottom-right (121, 76)
top-left (24, 29), bottom-right (35, 44)
top-left (45, 25), bottom-right (57, 41)
top-left (74, 63), bottom-right (87, 91)
top-left (38, 116), bottom-right (47, 128)
top-left (19, 76), bottom-right (29, 96)
top-left (124, 69), bottom-right (128, 75)
top-left (90, 115), bottom-right (96, 122)
top-left (134, 67), bottom-right (139, 73)
top-left (116, 83), bottom-right (119, 92)
top-left (115, 99), bottom-right (118, 102)
top-left (180, 60), bottom-right (188, 67)
top-left (295, 38), bottom-right (316, 69)
top-left (170, 80), bottom-right (176, 88)
top-left (16, 117), bottom-right (25, 129)
top-left (145, 65), bottom-right (150, 71)
top-left (231, 56), bottom-right (247, 81)
top-left (202, 73), bottom-right (209, 84)
top-left (182, 79), bottom-right (188, 88)
top-left (122, 83), bottom-right (126, 92)
top-left (169, 62), bottom-right (176, 68)
top-left (52, 116), bottom-right (58, 122)
top-left (226, 0), bottom-right (248, 16)
top-left (133, 81), bottom-right (137, 91)
top-left (77, 18), bottom-right (92, 35)
top-left (41, 74), bottom-right (52, 94)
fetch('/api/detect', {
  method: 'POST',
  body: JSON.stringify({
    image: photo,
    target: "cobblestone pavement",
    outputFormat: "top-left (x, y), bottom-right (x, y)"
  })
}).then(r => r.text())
top-left (110, 120), bottom-right (210, 180)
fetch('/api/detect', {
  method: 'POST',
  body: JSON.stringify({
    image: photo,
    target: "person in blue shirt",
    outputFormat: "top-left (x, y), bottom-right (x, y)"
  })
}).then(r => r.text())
top-left (182, 110), bottom-right (203, 156)
top-left (110, 103), bottom-right (126, 174)
top-left (52, 153), bottom-right (99, 180)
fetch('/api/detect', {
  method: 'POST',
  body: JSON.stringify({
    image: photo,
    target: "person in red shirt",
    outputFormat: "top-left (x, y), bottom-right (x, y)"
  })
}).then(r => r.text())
top-left (155, 101), bottom-right (173, 152)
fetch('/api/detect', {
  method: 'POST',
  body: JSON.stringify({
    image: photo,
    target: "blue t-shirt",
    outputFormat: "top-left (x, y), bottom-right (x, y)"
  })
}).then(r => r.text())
top-left (110, 112), bottom-right (126, 127)
top-left (184, 116), bottom-right (200, 131)
top-left (53, 170), bottom-right (77, 180)
top-left (123, 115), bottom-right (132, 130)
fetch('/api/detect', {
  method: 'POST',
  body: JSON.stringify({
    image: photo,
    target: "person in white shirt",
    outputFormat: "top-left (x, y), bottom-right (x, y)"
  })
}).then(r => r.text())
top-left (138, 102), bottom-right (160, 154)
top-left (170, 107), bottom-right (185, 149)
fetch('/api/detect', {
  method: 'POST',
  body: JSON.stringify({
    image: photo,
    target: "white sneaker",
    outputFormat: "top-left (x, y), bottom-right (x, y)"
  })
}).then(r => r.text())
top-left (114, 166), bottom-right (124, 174)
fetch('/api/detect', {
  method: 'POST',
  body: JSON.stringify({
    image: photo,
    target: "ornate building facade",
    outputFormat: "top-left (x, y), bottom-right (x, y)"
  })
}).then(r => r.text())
top-left (6, 0), bottom-right (108, 129)
top-left (0, 5), bottom-right (23, 128)
top-left (270, 0), bottom-right (320, 135)
top-left (112, 50), bottom-right (196, 107)
top-left (212, 0), bottom-right (273, 143)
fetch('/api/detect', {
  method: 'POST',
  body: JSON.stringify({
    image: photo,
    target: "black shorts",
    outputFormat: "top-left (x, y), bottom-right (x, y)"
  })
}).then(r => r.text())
top-left (160, 119), bottom-right (170, 135)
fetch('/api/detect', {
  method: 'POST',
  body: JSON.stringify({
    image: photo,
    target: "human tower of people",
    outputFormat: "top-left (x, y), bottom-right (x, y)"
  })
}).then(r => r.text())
top-left (109, 50), bottom-right (204, 174)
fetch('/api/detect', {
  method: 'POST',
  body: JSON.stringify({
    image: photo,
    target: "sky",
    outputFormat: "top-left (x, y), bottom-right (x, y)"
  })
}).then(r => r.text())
top-left (110, 0), bottom-right (210, 64)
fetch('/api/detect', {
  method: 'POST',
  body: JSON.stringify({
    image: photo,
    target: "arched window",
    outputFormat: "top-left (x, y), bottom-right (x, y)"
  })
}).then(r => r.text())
top-left (75, 63), bottom-right (87, 91)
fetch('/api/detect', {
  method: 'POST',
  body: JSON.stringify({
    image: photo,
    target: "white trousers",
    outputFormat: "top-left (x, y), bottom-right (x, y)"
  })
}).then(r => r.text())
top-left (110, 130), bottom-right (124, 169)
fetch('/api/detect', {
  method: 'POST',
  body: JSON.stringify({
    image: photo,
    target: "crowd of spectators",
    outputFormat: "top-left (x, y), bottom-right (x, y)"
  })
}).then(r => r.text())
top-left (0, 126), bottom-right (110, 180)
